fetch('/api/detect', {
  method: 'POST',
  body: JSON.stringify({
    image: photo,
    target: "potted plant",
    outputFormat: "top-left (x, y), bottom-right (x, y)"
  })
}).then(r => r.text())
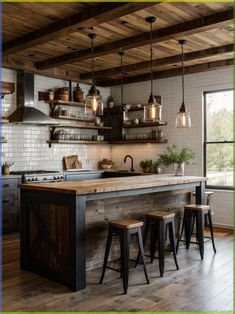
top-left (48, 89), bottom-right (54, 101)
top-left (107, 96), bottom-right (114, 108)
top-left (99, 158), bottom-right (115, 170)
top-left (158, 145), bottom-right (195, 176)
top-left (139, 159), bottom-right (153, 173)
top-left (153, 159), bottom-right (162, 174)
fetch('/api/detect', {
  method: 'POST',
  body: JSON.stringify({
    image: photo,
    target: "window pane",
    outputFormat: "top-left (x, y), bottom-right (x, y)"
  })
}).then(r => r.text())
top-left (206, 143), bottom-right (233, 187)
top-left (206, 90), bottom-right (233, 141)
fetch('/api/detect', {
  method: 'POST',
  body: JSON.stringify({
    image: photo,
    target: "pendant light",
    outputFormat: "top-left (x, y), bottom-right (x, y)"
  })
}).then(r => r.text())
top-left (175, 39), bottom-right (191, 128)
top-left (85, 33), bottom-right (103, 116)
top-left (118, 49), bottom-right (124, 106)
top-left (144, 16), bottom-right (162, 122)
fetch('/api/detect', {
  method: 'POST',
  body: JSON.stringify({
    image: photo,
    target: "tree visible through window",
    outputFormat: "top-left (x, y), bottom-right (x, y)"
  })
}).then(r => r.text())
top-left (204, 89), bottom-right (233, 189)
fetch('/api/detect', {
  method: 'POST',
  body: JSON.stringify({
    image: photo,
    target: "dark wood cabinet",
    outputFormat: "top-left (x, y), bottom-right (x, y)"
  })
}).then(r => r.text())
top-left (2, 177), bottom-right (21, 234)
top-left (102, 106), bottom-right (124, 141)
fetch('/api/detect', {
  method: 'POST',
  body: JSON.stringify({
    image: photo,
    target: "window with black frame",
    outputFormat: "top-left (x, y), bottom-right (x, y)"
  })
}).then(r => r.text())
top-left (204, 89), bottom-right (233, 190)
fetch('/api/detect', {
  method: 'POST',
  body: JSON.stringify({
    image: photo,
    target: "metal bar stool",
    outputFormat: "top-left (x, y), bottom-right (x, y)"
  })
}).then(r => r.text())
top-left (192, 190), bottom-right (214, 227)
top-left (99, 218), bottom-right (149, 294)
top-left (139, 211), bottom-right (179, 277)
top-left (176, 204), bottom-right (216, 259)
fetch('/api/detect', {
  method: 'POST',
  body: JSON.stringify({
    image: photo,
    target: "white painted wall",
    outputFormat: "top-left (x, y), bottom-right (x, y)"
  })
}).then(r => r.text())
top-left (110, 67), bottom-right (233, 228)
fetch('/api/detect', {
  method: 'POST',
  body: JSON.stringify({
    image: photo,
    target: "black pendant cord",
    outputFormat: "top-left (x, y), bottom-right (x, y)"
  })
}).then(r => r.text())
top-left (146, 16), bottom-right (156, 103)
top-left (181, 43), bottom-right (185, 106)
top-left (121, 51), bottom-right (124, 106)
top-left (118, 49), bottom-right (124, 105)
top-left (91, 36), bottom-right (95, 86)
top-left (150, 21), bottom-right (153, 97)
top-left (88, 33), bottom-right (96, 87)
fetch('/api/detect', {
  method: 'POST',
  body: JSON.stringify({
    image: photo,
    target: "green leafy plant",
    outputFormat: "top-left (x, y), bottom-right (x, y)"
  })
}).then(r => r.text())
top-left (100, 158), bottom-right (115, 165)
top-left (107, 95), bottom-right (114, 103)
top-left (139, 159), bottom-right (153, 173)
top-left (153, 159), bottom-right (162, 168)
top-left (158, 145), bottom-right (195, 167)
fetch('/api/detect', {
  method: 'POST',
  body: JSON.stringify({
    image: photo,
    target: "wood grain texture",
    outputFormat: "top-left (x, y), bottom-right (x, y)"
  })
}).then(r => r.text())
top-left (2, 230), bottom-right (232, 312)
top-left (3, 3), bottom-right (154, 56)
top-left (2, 2), bottom-right (232, 84)
top-left (36, 9), bottom-right (232, 70)
top-left (21, 175), bottom-right (207, 195)
top-left (80, 44), bottom-right (233, 80)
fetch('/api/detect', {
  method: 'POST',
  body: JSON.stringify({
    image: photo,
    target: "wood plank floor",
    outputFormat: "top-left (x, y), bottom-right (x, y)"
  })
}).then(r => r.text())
top-left (2, 231), bottom-right (233, 312)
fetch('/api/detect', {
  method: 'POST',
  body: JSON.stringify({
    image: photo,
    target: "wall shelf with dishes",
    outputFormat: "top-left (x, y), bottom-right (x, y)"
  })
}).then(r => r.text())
top-left (39, 91), bottom-right (112, 147)
top-left (102, 105), bottom-right (167, 144)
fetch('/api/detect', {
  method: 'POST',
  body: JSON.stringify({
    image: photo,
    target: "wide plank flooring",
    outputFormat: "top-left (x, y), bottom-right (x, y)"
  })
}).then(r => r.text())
top-left (2, 231), bottom-right (233, 312)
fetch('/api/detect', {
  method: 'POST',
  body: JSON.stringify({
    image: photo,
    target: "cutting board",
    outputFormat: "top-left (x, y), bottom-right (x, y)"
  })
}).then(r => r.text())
top-left (63, 155), bottom-right (82, 170)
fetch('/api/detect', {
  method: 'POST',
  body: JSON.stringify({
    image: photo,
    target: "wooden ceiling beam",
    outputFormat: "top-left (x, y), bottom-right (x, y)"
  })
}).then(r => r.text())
top-left (2, 57), bottom-right (81, 83)
top-left (97, 59), bottom-right (233, 86)
top-left (80, 44), bottom-right (233, 80)
top-left (3, 2), bottom-right (154, 57)
top-left (36, 9), bottom-right (233, 70)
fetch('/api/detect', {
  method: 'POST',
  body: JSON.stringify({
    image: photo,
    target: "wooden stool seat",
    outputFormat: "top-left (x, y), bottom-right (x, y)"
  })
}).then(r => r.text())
top-left (192, 191), bottom-right (214, 196)
top-left (110, 218), bottom-right (143, 229)
top-left (184, 204), bottom-right (210, 211)
top-left (146, 211), bottom-right (175, 219)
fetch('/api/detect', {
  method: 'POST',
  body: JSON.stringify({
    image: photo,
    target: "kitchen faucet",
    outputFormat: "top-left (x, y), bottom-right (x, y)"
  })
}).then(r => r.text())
top-left (124, 155), bottom-right (135, 172)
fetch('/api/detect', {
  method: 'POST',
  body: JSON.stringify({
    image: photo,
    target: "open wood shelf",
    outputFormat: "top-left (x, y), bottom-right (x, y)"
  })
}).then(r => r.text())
top-left (52, 115), bottom-right (94, 122)
top-left (109, 139), bottom-right (168, 144)
top-left (50, 124), bottom-right (112, 130)
top-left (47, 100), bottom-right (90, 109)
top-left (47, 140), bottom-right (108, 145)
top-left (123, 121), bottom-right (167, 128)
top-left (1, 118), bottom-right (9, 124)
top-left (2, 82), bottom-right (15, 96)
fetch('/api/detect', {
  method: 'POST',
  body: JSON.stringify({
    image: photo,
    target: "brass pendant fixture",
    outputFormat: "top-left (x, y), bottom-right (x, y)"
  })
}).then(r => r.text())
top-left (144, 16), bottom-right (162, 123)
top-left (175, 39), bottom-right (191, 128)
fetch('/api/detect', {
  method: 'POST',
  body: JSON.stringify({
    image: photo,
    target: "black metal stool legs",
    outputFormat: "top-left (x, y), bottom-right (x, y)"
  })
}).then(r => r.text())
top-left (120, 230), bottom-right (130, 294)
top-left (195, 211), bottom-right (204, 260)
top-left (207, 209), bottom-right (216, 253)
top-left (137, 228), bottom-right (150, 284)
top-left (99, 228), bottom-right (113, 284)
top-left (168, 220), bottom-right (179, 270)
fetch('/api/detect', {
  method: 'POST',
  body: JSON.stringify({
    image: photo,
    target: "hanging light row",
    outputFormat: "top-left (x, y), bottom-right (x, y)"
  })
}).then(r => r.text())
top-left (85, 20), bottom-right (191, 128)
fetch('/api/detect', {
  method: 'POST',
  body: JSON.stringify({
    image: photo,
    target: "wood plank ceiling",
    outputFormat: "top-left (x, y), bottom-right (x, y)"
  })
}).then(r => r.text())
top-left (2, 2), bottom-right (233, 87)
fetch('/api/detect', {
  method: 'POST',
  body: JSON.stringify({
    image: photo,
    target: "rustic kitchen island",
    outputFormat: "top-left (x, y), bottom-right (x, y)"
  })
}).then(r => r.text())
top-left (20, 174), bottom-right (206, 291)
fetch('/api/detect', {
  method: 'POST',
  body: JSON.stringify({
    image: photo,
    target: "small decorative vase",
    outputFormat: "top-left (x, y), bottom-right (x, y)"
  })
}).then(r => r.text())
top-left (174, 163), bottom-right (184, 176)
top-left (48, 92), bottom-right (54, 101)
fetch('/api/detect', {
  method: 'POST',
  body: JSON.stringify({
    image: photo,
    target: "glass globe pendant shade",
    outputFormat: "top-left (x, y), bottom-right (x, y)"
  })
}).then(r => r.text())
top-left (85, 85), bottom-right (103, 116)
top-left (144, 94), bottom-right (162, 122)
top-left (175, 102), bottom-right (191, 128)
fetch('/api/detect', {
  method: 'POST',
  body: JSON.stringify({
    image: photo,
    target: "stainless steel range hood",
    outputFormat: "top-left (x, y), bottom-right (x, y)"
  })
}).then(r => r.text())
top-left (8, 71), bottom-right (58, 125)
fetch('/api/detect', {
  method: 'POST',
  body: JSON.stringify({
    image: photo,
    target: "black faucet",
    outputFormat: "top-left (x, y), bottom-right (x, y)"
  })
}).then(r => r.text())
top-left (124, 155), bottom-right (135, 172)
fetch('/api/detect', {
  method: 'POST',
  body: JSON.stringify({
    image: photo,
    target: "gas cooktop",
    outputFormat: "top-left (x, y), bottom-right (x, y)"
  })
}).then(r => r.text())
top-left (10, 170), bottom-right (61, 175)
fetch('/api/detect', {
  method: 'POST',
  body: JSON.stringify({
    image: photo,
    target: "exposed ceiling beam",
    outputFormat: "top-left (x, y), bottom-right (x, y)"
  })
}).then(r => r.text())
top-left (2, 57), bottom-right (81, 82)
top-left (36, 9), bottom-right (233, 70)
top-left (97, 59), bottom-right (233, 86)
top-left (80, 44), bottom-right (233, 80)
top-left (3, 2), bottom-right (154, 57)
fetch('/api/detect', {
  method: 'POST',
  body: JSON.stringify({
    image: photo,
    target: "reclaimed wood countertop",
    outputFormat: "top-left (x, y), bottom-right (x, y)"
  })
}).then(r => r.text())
top-left (21, 174), bottom-right (206, 195)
